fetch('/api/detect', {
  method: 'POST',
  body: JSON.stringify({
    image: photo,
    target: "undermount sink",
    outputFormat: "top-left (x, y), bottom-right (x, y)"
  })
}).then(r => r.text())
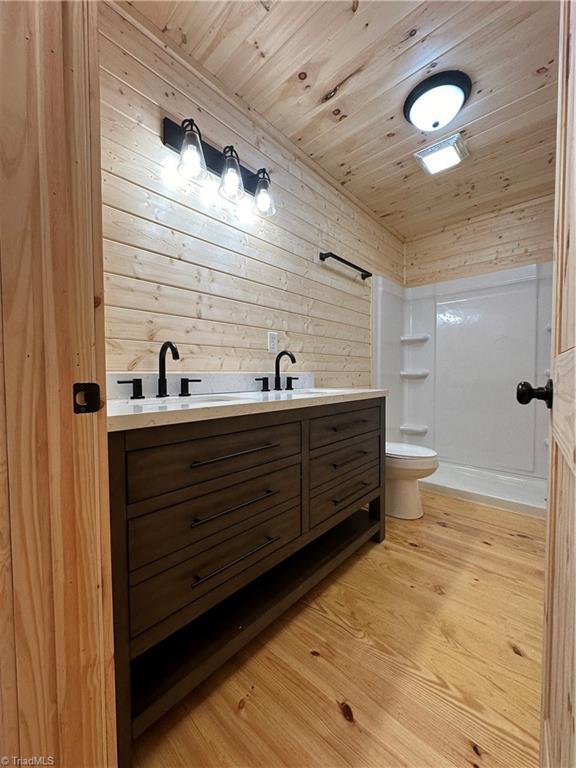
top-left (180, 394), bottom-right (255, 402)
top-left (107, 388), bottom-right (362, 414)
top-left (108, 393), bottom-right (257, 411)
top-left (235, 388), bottom-right (355, 399)
top-left (286, 387), bottom-right (354, 395)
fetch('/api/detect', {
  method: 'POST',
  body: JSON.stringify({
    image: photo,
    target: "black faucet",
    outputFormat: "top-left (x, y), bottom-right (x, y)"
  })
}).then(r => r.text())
top-left (274, 350), bottom-right (296, 391)
top-left (157, 341), bottom-right (180, 397)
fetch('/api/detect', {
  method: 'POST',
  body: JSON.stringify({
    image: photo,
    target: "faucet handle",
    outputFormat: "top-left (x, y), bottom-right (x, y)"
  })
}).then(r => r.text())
top-left (255, 376), bottom-right (270, 392)
top-left (286, 376), bottom-right (299, 391)
top-left (117, 378), bottom-right (145, 400)
top-left (179, 377), bottom-right (202, 397)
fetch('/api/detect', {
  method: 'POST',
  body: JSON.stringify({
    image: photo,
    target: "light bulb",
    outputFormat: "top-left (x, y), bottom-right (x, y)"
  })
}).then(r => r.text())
top-left (179, 144), bottom-right (202, 178)
top-left (223, 168), bottom-right (240, 196)
top-left (177, 120), bottom-right (207, 181)
top-left (253, 169), bottom-right (276, 217)
top-left (255, 188), bottom-right (271, 213)
top-left (219, 146), bottom-right (244, 202)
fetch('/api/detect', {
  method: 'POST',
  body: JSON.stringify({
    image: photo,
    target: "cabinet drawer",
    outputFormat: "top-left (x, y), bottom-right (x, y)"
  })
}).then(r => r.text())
top-left (127, 423), bottom-right (301, 502)
top-left (310, 464), bottom-right (379, 528)
top-left (310, 406), bottom-right (379, 450)
top-left (130, 507), bottom-right (300, 637)
top-left (129, 464), bottom-right (301, 570)
top-left (311, 434), bottom-right (379, 489)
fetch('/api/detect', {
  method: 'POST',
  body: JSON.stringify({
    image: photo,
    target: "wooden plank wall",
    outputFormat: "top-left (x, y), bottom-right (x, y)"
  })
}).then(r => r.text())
top-left (98, 3), bottom-right (404, 389)
top-left (404, 195), bottom-right (554, 286)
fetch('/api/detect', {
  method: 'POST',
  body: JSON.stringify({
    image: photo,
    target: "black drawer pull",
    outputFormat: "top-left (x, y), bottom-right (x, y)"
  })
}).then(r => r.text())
top-left (191, 535), bottom-right (281, 588)
top-left (331, 450), bottom-right (369, 470)
top-left (332, 481), bottom-right (370, 506)
top-left (330, 419), bottom-right (370, 433)
top-left (190, 489), bottom-right (279, 527)
top-left (190, 441), bottom-right (281, 469)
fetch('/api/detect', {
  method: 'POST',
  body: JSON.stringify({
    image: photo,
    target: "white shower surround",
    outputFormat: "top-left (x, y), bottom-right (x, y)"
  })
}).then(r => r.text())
top-left (372, 264), bottom-right (552, 514)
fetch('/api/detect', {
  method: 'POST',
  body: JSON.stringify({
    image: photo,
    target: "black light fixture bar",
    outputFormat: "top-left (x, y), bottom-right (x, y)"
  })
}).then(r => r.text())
top-left (163, 117), bottom-right (259, 195)
top-left (319, 252), bottom-right (372, 280)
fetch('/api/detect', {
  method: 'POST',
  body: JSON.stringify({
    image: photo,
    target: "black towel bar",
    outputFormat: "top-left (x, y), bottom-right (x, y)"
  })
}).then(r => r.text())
top-left (319, 251), bottom-right (372, 280)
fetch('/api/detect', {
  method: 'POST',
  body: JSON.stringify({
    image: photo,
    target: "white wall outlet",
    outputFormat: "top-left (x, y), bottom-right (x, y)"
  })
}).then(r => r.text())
top-left (267, 331), bottom-right (279, 353)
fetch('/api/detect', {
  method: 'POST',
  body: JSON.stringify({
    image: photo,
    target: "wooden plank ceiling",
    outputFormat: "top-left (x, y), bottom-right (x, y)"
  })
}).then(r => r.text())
top-left (127, 0), bottom-right (560, 240)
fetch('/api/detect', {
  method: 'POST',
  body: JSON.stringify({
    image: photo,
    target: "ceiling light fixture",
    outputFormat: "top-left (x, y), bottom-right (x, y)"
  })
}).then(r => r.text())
top-left (218, 145), bottom-right (245, 202)
top-left (253, 169), bottom-right (276, 217)
top-left (177, 119), bottom-right (208, 181)
top-left (403, 70), bottom-right (472, 132)
top-left (414, 133), bottom-right (469, 175)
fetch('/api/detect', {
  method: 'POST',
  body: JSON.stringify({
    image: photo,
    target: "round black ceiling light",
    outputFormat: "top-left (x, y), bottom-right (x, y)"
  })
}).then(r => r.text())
top-left (403, 70), bottom-right (472, 132)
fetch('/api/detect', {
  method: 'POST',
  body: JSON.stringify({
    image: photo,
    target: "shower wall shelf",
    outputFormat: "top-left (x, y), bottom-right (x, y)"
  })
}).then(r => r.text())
top-left (400, 370), bottom-right (429, 379)
top-left (400, 424), bottom-right (429, 435)
top-left (401, 334), bottom-right (430, 344)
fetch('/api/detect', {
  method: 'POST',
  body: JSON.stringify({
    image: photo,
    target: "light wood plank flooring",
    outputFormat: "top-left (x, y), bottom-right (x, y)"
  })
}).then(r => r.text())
top-left (135, 490), bottom-right (546, 768)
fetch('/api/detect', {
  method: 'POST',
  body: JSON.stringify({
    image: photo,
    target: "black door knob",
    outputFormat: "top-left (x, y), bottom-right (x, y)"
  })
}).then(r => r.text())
top-left (516, 379), bottom-right (553, 409)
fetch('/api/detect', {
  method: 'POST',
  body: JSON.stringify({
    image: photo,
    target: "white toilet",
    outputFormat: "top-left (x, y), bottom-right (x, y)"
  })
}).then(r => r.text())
top-left (385, 442), bottom-right (439, 520)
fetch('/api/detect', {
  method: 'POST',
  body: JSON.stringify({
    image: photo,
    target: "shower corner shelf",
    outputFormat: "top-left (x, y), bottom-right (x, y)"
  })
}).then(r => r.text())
top-left (400, 424), bottom-right (428, 435)
top-left (400, 370), bottom-right (429, 379)
top-left (400, 334), bottom-right (430, 344)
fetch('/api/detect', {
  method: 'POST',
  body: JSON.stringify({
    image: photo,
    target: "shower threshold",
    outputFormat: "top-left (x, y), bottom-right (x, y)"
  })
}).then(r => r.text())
top-left (420, 461), bottom-right (547, 516)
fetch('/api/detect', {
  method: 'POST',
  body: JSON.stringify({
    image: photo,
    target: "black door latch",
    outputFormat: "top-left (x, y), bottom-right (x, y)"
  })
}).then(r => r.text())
top-left (73, 382), bottom-right (102, 414)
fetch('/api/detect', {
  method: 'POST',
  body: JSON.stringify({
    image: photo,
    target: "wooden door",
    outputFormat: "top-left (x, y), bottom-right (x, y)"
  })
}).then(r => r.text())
top-left (0, 2), bottom-right (116, 766)
top-left (541, 2), bottom-right (576, 766)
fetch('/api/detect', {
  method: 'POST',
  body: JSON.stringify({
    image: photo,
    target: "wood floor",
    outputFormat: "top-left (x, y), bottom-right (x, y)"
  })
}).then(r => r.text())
top-left (134, 490), bottom-right (546, 768)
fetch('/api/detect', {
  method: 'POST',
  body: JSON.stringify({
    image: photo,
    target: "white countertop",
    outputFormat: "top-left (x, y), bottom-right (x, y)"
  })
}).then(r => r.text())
top-left (107, 387), bottom-right (388, 432)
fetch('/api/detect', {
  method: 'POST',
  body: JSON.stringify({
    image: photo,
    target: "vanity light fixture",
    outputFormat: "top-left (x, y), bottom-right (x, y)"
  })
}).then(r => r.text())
top-left (414, 132), bottom-right (469, 175)
top-left (403, 70), bottom-right (471, 132)
top-left (253, 168), bottom-right (276, 217)
top-left (218, 145), bottom-right (245, 202)
top-left (162, 118), bottom-right (272, 211)
top-left (177, 118), bottom-right (208, 181)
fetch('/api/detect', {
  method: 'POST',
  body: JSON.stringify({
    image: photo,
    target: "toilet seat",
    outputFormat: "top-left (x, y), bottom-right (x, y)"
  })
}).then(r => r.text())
top-left (386, 442), bottom-right (437, 459)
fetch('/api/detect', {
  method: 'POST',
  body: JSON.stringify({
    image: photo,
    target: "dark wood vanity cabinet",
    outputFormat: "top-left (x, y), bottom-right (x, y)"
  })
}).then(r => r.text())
top-left (109, 396), bottom-right (385, 767)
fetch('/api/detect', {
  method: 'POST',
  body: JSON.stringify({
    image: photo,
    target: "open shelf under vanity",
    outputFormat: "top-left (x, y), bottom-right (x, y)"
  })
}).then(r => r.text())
top-left (132, 509), bottom-right (379, 735)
